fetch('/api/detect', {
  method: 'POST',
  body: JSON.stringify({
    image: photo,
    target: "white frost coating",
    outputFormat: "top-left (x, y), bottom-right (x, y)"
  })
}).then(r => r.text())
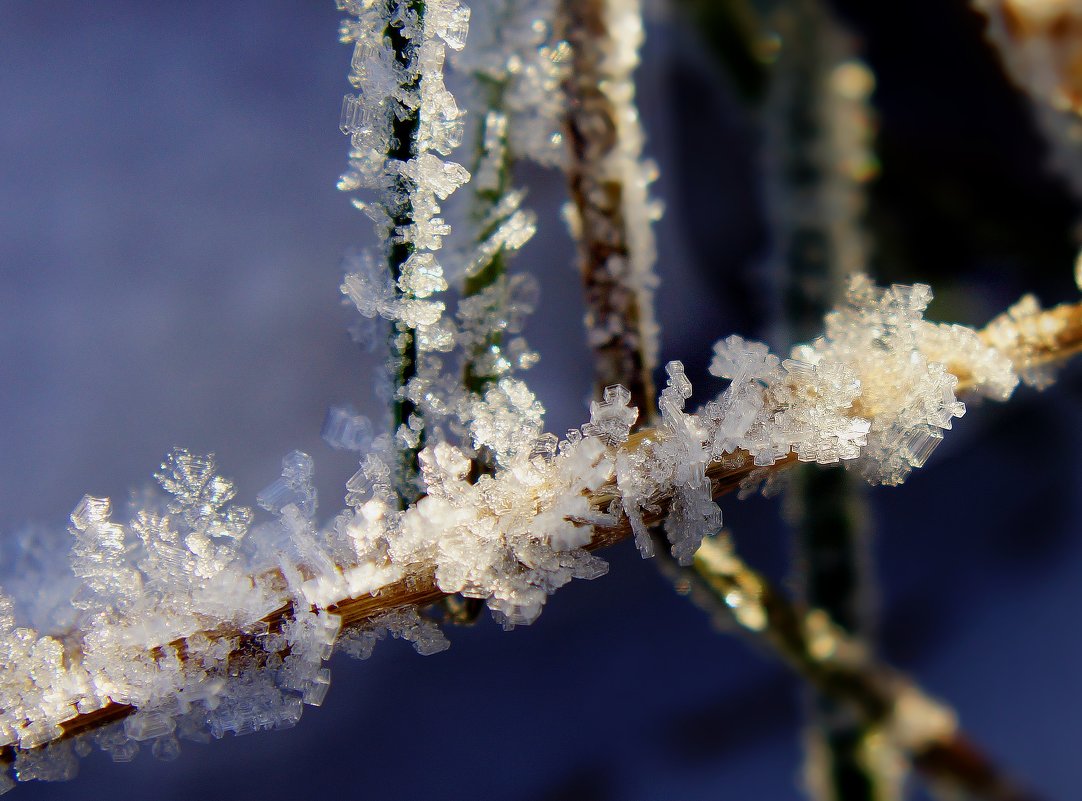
top-left (0, 276), bottom-right (1033, 780)
top-left (701, 276), bottom-right (1015, 486)
top-left (453, 0), bottom-right (571, 167)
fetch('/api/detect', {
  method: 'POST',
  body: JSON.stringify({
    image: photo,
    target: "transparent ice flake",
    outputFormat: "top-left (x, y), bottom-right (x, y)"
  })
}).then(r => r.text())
top-left (583, 384), bottom-right (639, 445)
top-left (321, 405), bottom-right (374, 452)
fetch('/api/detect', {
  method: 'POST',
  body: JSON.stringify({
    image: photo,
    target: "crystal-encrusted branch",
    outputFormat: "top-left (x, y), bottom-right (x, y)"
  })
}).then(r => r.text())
top-left (3, 285), bottom-right (1080, 780)
top-left (557, 0), bottom-right (662, 417)
top-left (338, 0), bottom-right (471, 506)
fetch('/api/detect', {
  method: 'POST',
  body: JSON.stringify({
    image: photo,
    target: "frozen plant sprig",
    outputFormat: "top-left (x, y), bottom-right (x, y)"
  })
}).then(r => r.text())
top-left (453, 0), bottom-right (571, 169)
top-left (338, 0), bottom-right (472, 506)
top-left (1, 278), bottom-right (1079, 784)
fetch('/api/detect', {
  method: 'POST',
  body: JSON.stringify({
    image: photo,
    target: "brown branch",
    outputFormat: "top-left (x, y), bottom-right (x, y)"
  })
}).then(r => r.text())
top-left (558, 0), bottom-right (657, 417)
top-left (11, 296), bottom-right (1082, 760)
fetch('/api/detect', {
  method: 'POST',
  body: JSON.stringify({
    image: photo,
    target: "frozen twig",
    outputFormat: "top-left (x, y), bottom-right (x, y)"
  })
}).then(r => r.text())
top-left (557, 0), bottom-right (661, 417)
top-left (338, 0), bottom-right (471, 506)
top-left (7, 294), bottom-right (1082, 762)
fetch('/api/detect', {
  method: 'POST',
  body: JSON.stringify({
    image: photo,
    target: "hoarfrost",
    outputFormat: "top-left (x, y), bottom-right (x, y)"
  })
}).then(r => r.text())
top-left (0, 276), bottom-right (1035, 778)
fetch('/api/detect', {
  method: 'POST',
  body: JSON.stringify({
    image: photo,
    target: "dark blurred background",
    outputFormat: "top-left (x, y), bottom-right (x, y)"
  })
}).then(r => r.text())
top-left (1, 1), bottom-right (1081, 799)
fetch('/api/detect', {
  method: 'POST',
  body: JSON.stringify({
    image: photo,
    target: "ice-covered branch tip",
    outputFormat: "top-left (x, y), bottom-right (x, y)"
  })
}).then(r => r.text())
top-left (973, 0), bottom-right (1082, 198)
top-left (1, 278), bottom-right (1080, 783)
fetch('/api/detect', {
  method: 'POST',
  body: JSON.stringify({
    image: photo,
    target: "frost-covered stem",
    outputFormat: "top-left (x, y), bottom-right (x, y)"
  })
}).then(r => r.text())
top-left (462, 77), bottom-right (512, 399)
top-left (764, 4), bottom-right (885, 797)
top-left (657, 536), bottom-right (1043, 801)
top-left (387, 1), bottom-right (427, 507)
top-left (558, 0), bottom-right (660, 419)
top-left (13, 449), bottom-right (780, 750)
top-left (13, 295), bottom-right (1082, 756)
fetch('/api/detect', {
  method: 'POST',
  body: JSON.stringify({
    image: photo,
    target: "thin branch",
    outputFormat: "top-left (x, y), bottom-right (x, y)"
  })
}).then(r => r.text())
top-left (384, 2), bottom-right (428, 508)
top-left (9, 295), bottom-right (1082, 757)
top-left (558, 0), bottom-right (660, 418)
top-left (656, 535), bottom-right (1044, 801)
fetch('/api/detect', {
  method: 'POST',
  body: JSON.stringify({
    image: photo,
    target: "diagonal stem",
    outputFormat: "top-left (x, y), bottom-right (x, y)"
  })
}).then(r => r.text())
top-left (653, 534), bottom-right (1044, 801)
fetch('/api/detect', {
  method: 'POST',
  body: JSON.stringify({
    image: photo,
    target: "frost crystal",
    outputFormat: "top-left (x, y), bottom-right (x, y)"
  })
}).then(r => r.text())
top-left (583, 385), bottom-right (639, 445)
top-left (337, 607), bottom-right (450, 659)
top-left (321, 405), bottom-right (375, 452)
top-left (257, 451), bottom-right (318, 518)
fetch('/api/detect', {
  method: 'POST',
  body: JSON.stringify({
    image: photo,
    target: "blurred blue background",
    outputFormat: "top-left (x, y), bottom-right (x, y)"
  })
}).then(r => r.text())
top-left (1, 1), bottom-right (1082, 799)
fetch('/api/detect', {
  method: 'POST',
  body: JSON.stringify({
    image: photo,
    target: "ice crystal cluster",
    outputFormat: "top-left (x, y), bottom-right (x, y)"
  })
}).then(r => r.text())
top-left (453, 0), bottom-right (571, 169)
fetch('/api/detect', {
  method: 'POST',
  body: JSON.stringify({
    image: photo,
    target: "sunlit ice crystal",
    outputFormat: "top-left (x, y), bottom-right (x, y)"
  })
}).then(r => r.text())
top-left (397, 251), bottom-right (448, 298)
top-left (257, 451), bottom-right (318, 519)
top-left (710, 334), bottom-right (781, 386)
top-left (428, 0), bottom-right (471, 51)
top-left (583, 384), bottom-right (639, 445)
top-left (322, 405), bottom-right (375, 452)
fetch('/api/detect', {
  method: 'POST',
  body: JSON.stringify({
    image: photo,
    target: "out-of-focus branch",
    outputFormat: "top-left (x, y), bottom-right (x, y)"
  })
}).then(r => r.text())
top-left (763, 0), bottom-right (885, 795)
top-left (654, 534), bottom-right (1044, 801)
top-left (672, 0), bottom-right (771, 102)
